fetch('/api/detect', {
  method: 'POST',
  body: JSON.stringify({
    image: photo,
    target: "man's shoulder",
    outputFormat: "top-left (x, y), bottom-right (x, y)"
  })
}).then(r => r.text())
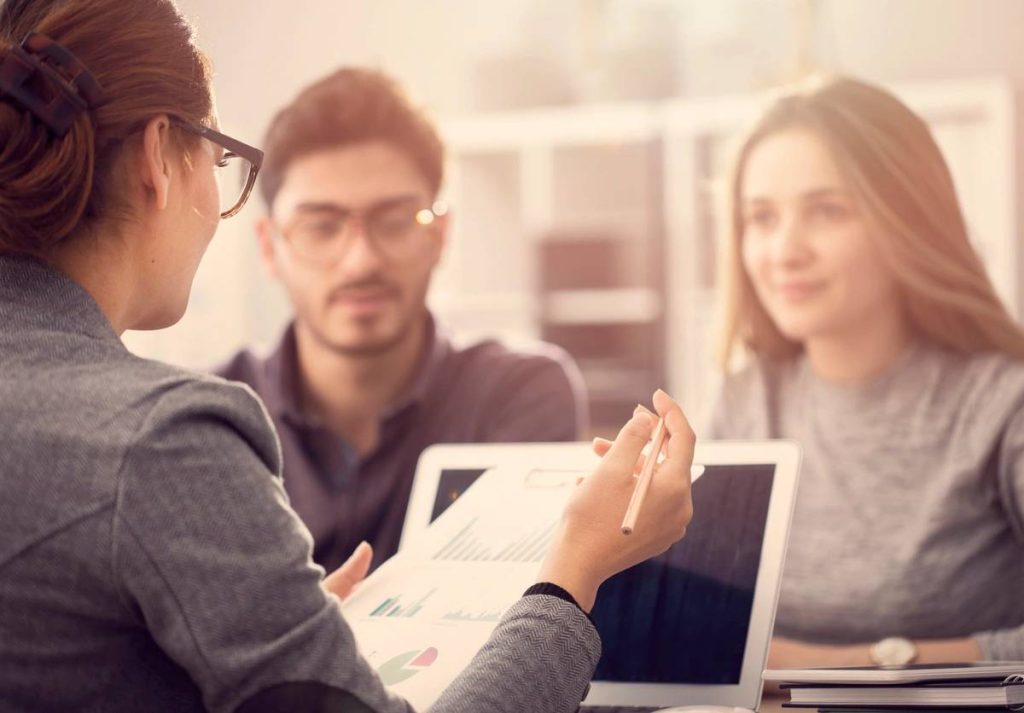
top-left (433, 333), bottom-right (587, 439)
top-left (213, 344), bottom-right (276, 396)
top-left (442, 334), bottom-right (583, 393)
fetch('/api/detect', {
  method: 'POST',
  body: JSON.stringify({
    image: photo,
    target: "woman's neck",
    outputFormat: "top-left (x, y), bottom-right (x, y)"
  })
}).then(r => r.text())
top-left (804, 309), bottom-right (914, 385)
top-left (47, 229), bottom-right (139, 335)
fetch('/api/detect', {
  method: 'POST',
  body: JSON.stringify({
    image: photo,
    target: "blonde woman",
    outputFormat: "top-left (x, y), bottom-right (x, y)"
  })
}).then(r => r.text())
top-left (709, 76), bottom-right (1024, 669)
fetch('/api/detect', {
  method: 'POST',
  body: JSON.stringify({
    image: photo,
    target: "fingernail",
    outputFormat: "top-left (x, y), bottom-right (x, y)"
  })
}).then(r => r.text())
top-left (655, 388), bottom-right (669, 399)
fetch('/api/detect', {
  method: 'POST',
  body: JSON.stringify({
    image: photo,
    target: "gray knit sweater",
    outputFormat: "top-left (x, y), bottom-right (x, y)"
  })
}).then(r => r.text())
top-left (708, 344), bottom-right (1024, 659)
top-left (0, 256), bottom-right (600, 713)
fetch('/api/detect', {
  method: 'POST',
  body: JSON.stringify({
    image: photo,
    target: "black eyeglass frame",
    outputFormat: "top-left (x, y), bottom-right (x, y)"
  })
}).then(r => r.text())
top-left (170, 118), bottom-right (264, 219)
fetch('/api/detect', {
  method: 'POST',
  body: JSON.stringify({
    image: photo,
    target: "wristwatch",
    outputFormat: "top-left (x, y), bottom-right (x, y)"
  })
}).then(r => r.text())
top-left (869, 636), bottom-right (918, 666)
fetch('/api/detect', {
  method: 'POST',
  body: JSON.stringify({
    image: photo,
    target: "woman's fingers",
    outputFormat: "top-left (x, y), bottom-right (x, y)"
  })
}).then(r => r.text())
top-left (598, 409), bottom-right (654, 478)
top-left (592, 437), bottom-right (646, 475)
top-left (653, 389), bottom-right (695, 469)
top-left (593, 395), bottom-right (683, 476)
top-left (636, 404), bottom-right (656, 419)
top-left (592, 403), bottom-right (654, 455)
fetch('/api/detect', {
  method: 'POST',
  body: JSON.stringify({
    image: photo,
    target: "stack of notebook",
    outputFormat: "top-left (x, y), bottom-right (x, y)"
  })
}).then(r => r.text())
top-left (763, 662), bottom-right (1024, 712)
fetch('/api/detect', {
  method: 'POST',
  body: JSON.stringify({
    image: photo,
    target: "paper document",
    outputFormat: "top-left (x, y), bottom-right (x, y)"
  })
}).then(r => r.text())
top-left (341, 466), bottom-right (585, 709)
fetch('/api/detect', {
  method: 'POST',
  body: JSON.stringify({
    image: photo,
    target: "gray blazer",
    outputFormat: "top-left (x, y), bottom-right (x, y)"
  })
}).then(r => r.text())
top-left (0, 256), bottom-right (600, 713)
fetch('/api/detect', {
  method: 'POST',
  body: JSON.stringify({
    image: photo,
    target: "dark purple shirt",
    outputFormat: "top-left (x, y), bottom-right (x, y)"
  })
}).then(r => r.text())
top-left (215, 316), bottom-right (587, 572)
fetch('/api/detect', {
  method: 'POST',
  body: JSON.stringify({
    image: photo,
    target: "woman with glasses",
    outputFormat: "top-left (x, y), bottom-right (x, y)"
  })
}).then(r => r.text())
top-left (0, 1), bottom-right (695, 712)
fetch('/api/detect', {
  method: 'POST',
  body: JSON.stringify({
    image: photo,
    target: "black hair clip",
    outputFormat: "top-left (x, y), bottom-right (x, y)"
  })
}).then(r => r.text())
top-left (0, 32), bottom-right (103, 137)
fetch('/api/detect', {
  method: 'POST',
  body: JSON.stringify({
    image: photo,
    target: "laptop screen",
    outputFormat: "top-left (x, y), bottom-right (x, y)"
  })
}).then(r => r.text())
top-left (428, 463), bottom-right (776, 686)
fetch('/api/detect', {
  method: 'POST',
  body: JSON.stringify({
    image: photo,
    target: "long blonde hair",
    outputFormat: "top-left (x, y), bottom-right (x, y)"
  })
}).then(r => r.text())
top-left (717, 76), bottom-right (1024, 370)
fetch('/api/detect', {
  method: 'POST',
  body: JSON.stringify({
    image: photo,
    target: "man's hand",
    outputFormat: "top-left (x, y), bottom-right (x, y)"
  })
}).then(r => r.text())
top-left (323, 541), bottom-right (373, 600)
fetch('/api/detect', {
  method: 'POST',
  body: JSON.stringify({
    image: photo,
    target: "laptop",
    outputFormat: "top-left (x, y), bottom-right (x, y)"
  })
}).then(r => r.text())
top-left (400, 440), bottom-right (801, 712)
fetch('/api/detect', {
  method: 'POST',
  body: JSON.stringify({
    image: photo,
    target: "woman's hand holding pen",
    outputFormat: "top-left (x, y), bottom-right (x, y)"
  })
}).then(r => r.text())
top-left (536, 389), bottom-right (695, 613)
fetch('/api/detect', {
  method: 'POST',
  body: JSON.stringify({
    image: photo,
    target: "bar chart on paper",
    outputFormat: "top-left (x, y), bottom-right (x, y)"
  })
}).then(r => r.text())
top-left (369, 589), bottom-right (438, 618)
top-left (441, 606), bottom-right (503, 623)
top-left (432, 517), bottom-right (557, 563)
top-left (341, 466), bottom-right (584, 710)
top-left (354, 572), bottom-right (522, 625)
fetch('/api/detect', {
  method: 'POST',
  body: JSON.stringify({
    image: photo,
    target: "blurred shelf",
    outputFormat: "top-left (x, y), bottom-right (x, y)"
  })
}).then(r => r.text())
top-left (542, 288), bottom-right (662, 325)
top-left (436, 77), bottom-right (1016, 431)
top-left (574, 363), bottom-right (660, 402)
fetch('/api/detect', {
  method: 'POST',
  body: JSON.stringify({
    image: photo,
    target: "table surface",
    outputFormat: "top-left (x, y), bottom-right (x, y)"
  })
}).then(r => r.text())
top-left (585, 692), bottom-right (790, 708)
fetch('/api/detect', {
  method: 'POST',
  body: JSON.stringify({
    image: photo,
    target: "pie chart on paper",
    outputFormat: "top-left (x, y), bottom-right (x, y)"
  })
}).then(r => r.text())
top-left (378, 647), bottom-right (440, 686)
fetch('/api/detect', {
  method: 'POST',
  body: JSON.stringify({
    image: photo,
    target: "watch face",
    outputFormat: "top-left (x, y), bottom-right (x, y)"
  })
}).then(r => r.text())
top-left (871, 637), bottom-right (917, 666)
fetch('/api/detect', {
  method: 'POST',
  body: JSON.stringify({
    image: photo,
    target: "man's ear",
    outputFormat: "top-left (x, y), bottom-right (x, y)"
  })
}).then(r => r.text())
top-left (137, 115), bottom-right (174, 211)
top-left (256, 216), bottom-right (282, 280)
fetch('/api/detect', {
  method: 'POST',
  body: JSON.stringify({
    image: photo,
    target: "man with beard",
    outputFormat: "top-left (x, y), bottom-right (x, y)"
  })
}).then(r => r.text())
top-left (217, 68), bottom-right (587, 574)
